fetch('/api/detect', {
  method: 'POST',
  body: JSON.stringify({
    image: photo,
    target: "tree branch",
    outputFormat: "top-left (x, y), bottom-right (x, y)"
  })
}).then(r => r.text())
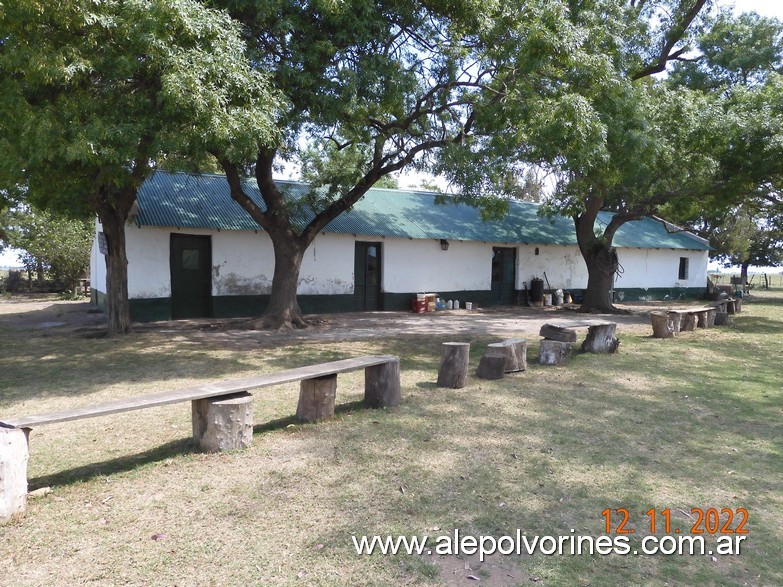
top-left (631, 0), bottom-right (707, 80)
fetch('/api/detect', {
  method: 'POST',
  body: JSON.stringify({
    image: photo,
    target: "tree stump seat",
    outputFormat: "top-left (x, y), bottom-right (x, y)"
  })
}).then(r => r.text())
top-left (663, 306), bottom-right (725, 334)
top-left (476, 338), bottom-right (528, 380)
top-left (539, 320), bottom-right (619, 364)
top-left (0, 355), bottom-right (400, 524)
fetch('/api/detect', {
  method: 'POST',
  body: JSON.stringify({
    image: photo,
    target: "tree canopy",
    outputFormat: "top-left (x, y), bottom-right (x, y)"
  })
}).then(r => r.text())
top-left (0, 0), bottom-right (281, 333)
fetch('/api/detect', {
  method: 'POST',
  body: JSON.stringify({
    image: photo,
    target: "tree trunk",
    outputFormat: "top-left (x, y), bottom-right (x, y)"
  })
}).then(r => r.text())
top-left (740, 262), bottom-right (750, 293)
top-left (250, 236), bottom-right (308, 330)
top-left (95, 189), bottom-right (136, 336)
top-left (573, 195), bottom-right (626, 314)
top-left (579, 248), bottom-right (617, 313)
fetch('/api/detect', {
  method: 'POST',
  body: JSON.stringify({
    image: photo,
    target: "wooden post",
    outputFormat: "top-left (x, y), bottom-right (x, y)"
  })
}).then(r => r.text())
top-left (297, 375), bottom-right (338, 422)
top-left (681, 313), bottom-right (697, 331)
top-left (364, 360), bottom-right (401, 409)
top-left (0, 426), bottom-right (28, 524)
top-left (192, 392), bottom-right (253, 453)
top-left (539, 340), bottom-right (572, 365)
top-left (650, 312), bottom-right (674, 338)
top-left (437, 342), bottom-right (470, 388)
top-left (582, 323), bottom-right (619, 353)
top-left (667, 312), bottom-right (682, 333)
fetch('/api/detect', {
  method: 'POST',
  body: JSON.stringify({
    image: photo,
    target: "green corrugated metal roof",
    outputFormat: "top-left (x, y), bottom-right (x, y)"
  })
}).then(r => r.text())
top-left (132, 171), bottom-right (710, 251)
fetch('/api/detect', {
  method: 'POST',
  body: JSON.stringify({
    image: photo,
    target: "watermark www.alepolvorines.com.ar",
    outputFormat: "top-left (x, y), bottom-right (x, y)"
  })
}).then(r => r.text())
top-left (351, 529), bottom-right (747, 562)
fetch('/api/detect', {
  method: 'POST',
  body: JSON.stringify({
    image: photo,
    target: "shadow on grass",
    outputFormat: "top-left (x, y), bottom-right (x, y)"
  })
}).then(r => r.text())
top-left (29, 399), bottom-right (372, 491)
top-left (28, 438), bottom-right (198, 491)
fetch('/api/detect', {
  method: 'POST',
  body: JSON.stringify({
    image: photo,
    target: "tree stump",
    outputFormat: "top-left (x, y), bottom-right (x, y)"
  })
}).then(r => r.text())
top-left (297, 375), bottom-right (337, 423)
top-left (538, 324), bottom-right (577, 343)
top-left (696, 311), bottom-right (708, 328)
top-left (706, 309), bottom-right (716, 327)
top-left (365, 359), bottom-right (401, 409)
top-left (539, 340), bottom-right (572, 365)
top-left (714, 311), bottom-right (730, 326)
top-left (667, 312), bottom-right (682, 333)
top-left (1, 426), bottom-right (29, 524)
top-left (192, 392), bottom-right (253, 453)
top-left (437, 342), bottom-right (470, 388)
top-left (734, 298), bottom-right (742, 312)
top-left (681, 313), bottom-right (697, 331)
top-left (582, 323), bottom-right (620, 353)
top-left (727, 300), bottom-right (736, 314)
top-left (650, 312), bottom-right (674, 338)
top-left (487, 339), bottom-right (527, 372)
top-left (476, 355), bottom-right (506, 380)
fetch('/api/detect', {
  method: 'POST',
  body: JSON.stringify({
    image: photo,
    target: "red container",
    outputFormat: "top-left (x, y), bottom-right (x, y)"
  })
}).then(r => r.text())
top-left (412, 300), bottom-right (427, 313)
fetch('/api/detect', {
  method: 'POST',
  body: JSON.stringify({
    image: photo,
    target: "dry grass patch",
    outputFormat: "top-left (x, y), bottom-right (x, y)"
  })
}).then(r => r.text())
top-left (1, 293), bottom-right (782, 586)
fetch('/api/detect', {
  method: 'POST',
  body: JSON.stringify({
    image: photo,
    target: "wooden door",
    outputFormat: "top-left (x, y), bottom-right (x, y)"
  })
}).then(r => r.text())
top-left (354, 242), bottom-right (382, 311)
top-left (170, 234), bottom-right (212, 319)
top-left (491, 247), bottom-right (516, 304)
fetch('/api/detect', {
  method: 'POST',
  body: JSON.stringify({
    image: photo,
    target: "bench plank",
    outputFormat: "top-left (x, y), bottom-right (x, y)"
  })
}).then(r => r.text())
top-left (542, 319), bottom-right (615, 329)
top-left (1, 355), bottom-right (397, 429)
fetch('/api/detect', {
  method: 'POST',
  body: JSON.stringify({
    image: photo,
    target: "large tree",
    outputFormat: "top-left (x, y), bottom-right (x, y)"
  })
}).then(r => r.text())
top-left (0, 0), bottom-right (280, 335)
top-left (433, 0), bottom-right (723, 312)
top-left (3, 205), bottom-right (94, 294)
top-left (213, 0), bottom-right (616, 328)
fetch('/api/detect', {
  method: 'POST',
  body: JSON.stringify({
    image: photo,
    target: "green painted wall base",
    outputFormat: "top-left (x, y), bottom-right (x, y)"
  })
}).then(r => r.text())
top-left (93, 286), bottom-right (707, 323)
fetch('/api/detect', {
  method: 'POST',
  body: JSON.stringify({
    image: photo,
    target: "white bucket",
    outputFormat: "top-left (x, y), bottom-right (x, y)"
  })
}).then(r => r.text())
top-left (543, 293), bottom-right (552, 306)
top-left (465, 302), bottom-right (473, 310)
top-left (555, 289), bottom-right (564, 305)
top-left (446, 300), bottom-right (453, 309)
top-left (454, 300), bottom-right (460, 309)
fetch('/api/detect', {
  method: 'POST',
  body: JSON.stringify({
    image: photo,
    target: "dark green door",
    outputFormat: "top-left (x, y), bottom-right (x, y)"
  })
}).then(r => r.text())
top-left (354, 242), bottom-right (382, 311)
top-left (170, 234), bottom-right (212, 319)
top-left (491, 247), bottom-right (516, 305)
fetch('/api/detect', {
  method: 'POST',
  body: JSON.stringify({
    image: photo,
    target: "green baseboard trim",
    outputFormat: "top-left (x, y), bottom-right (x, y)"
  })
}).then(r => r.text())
top-left (111, 286), bottom-right (707, 323)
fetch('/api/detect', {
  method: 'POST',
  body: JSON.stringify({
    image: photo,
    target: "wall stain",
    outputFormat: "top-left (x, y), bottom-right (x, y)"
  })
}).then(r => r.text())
top-left (215, 272), bottom-right (272, 295)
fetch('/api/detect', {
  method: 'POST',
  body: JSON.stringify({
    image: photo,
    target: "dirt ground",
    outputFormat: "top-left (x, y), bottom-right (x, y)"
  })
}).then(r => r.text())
top-left (0, 294), bottom-right (689, 345)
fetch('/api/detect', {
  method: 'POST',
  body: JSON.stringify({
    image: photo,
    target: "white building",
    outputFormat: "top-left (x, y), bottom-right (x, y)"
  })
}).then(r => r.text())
top-left (90, 171), bottom-right (710, 321)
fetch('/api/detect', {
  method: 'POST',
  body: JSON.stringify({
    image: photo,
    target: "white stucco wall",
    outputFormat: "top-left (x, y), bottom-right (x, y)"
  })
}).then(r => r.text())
top-left (517, 244), bottom-right (587, 290)
top-left (614, 248), bottom-right (708, 289)
top-left (90, 219), bottom-right (107, 294)
top-left (93, 222), bottom-right (709, 299)
top-left (382, 238), bottom-right (491, 292)
top-left (120, 227), bottom-right (356, 298)
top-left (515, 245), bottom-right (709, 291)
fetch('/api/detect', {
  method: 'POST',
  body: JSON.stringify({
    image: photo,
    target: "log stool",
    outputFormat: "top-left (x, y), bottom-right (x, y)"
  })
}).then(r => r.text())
top-left (437, 342), bottom-right (470, 388)
top-left (192, 392), bottom-right (253, 453)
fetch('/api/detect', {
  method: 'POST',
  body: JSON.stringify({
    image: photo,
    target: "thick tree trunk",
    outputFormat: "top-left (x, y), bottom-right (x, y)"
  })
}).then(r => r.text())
top-left (100, 211), bottom-right (133, 336)
top-left (740, 262), bottom-right (750, 293)
top-left (250, 236), bottom-right (309, 330)
top-left (579, 247), bottom-right (617, 313)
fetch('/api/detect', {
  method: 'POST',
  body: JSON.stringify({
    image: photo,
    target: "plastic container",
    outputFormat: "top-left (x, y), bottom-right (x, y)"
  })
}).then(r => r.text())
top-left (543, 293), bottom-right (552, 306)
top-left (454, 300), bottom-right (460, 309)
top-left (446, 300), bottom-right (453, 310)
top-left (555, 289), bottom-right (564, 305)
top-left (465, 302), bottom-right (473, 310)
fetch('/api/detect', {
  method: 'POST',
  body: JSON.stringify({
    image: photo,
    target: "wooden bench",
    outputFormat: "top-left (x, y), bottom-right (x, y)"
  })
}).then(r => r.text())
top-left (539, 320), bottom-right (619, 365)
top-left (0, 355), bottom-right (400, 523)
top-left (651, 299), bottom-right (740, 337)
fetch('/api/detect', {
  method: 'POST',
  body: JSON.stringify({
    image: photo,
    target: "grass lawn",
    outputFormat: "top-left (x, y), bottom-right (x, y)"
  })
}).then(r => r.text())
top-left (1, 292), bottom-right (781, 586)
